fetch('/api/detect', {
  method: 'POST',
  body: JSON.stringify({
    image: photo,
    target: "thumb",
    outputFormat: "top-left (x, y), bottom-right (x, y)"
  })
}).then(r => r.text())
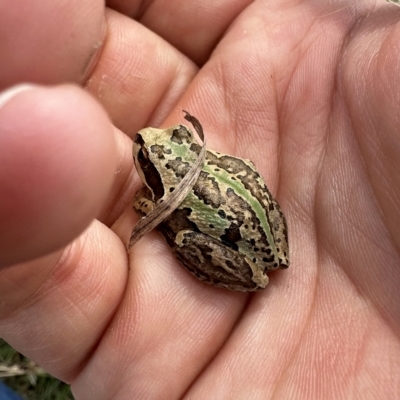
top-left (0, 84), bottom-right (118, 267)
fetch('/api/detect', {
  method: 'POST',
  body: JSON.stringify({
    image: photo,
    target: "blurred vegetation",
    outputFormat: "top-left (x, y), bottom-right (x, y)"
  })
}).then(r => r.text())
top-left (0, 339), bottom-right (73, 400)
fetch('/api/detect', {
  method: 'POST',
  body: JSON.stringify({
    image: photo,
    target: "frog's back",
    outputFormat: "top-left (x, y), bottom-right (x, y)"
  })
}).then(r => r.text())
top-left (173, 149), bottom-right (289, 271)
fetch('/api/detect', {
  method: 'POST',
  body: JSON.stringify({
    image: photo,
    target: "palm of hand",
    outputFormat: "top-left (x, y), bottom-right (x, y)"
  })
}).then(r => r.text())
top-left (0, 1), bottom-right (399, 399)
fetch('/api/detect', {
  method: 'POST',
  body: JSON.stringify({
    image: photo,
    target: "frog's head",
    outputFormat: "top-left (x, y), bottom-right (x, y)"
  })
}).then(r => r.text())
top-left (133, 125), bottom-right (196, 202)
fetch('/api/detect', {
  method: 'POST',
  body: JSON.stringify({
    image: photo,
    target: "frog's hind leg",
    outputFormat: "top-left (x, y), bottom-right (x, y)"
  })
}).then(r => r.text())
top-left (173, 230), bottom-right (269, 292)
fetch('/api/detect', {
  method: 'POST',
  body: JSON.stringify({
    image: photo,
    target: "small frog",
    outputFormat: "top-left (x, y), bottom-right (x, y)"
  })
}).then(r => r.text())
top-left (132, 113), bottom-right (289, 291)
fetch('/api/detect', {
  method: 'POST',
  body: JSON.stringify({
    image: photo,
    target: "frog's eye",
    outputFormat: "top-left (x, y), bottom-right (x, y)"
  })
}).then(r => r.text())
top-left (137, 148), bottom-right (148, 162)
top-left (137, 148), bottom-right (153, 172)
top-left (134, 132), bottom-right (144, 145)
top-left (134, 133), bottom-right (150, 164)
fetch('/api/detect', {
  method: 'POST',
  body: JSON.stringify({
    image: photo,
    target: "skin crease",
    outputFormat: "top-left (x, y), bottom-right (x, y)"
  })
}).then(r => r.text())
top-left (0, 0), bottom-right (399, 398)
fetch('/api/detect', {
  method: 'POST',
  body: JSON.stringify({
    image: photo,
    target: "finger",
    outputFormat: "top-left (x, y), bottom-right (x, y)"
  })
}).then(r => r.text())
top-left (1, 1), bottom-right (199, 140)
top-left (86, 9), bottom-right (197, 136)
top-left (0, 84), bottom-right (118, 266)
top-left (340, 5), bottom-right (400, 330)
top-left (107, 0), bottom-right (254, 65)
top-left (0, 220), bottom-right (129, 383)
top-left (0, 0), bottom-right (105, 87)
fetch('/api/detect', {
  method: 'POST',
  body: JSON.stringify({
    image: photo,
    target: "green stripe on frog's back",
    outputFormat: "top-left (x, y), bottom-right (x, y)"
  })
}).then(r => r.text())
top-left (205, 150), bottom-right (280, 265)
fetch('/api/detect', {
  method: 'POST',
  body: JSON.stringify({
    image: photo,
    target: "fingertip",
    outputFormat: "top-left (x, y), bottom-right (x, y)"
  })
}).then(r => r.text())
top-left (0, 84), bottom-right (118, 266)
top-left (0, 84), bottom-right (37, 109)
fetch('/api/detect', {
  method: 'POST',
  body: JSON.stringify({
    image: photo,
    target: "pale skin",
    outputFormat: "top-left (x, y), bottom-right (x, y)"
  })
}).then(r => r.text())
top-left (0, 1), bottom-right (399, 399)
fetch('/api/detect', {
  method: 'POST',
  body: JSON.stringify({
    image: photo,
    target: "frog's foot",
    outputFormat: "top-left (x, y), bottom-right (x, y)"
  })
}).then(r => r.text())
top-left (133, 187), bottom-right (155, 217)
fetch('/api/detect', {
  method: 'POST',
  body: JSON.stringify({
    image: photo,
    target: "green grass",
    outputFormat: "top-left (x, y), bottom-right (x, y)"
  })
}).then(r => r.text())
top-left (0, 339), bottom-right (73, 400)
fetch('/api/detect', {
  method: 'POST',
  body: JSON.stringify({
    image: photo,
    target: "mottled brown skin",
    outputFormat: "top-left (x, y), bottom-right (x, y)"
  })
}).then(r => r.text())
top-left (135, 187), bottom-right (272, 291)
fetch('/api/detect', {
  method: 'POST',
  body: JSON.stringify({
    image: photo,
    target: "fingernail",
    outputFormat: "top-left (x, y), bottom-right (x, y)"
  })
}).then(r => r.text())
top-left (0, 84), bottom-right (36, 110)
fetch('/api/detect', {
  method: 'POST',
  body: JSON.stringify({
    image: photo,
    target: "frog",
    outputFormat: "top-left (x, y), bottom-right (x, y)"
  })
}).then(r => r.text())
top-left (132, 113), bottom-right (289, 292)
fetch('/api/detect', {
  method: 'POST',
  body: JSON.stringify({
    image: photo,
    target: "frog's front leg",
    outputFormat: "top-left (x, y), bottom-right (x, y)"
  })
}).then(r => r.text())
top-left (133, 187), bottom-right (155, 216)
top-left (172, 230), bottom-right (269, 292)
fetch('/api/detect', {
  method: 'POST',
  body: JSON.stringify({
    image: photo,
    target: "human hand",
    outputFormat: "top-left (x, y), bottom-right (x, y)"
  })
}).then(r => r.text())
top-left (1, 1), bottom-right (399, 398)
